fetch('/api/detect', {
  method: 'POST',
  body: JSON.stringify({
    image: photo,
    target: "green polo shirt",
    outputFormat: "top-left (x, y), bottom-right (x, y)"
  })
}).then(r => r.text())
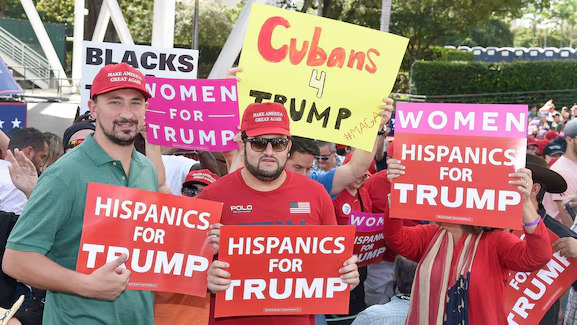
top-left (7, 133), bottom-right (158, 325)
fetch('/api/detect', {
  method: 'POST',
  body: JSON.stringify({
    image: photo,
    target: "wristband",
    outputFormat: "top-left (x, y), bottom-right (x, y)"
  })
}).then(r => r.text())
top-left (522, 217), bottom-right (541, 227)
top-left (377, 130), bottom-right (386, 136)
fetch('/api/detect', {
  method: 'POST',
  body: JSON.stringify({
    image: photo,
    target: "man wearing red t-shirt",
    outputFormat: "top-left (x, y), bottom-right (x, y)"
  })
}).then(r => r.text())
top-left (199, 102), bottom-right (360, 325)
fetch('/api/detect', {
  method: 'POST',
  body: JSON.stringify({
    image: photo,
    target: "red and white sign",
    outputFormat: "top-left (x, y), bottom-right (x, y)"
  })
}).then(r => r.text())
top-left (347, 211), bottom-right (386, 267)
top-left (145, 77), bottom-right (239, 151)
top-left (76, 183), bottom-right (223, 297)
top-left (389, 103), bottom-right (527, 229)
top-left (215, 225), bottom-right (355, 317)
top-left (505, 230), bottom-right (577, 324)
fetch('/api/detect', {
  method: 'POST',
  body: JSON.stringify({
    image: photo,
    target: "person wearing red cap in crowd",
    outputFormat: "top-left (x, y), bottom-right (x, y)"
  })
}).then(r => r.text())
top-left (535, 138), bottom-right (550, 156)
top-left (3, 63), bottom-right (165, 324)
top-left (527, 136), bottom-right (538, 155)
top-left (201, 102), bottom-right (360, 325)
top-left (545, 129), bottom-right (559, 141)
top-left (154, 169), bottom-right (219, 325)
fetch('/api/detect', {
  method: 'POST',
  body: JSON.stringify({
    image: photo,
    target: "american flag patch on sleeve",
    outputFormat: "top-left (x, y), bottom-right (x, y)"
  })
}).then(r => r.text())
top-left (289, 202), bottom-right (311, 214)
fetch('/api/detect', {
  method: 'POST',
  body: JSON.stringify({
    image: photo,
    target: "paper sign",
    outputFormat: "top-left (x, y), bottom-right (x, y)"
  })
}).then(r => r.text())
top-left (389, 103), bottom-right (527, 229)
top-left (505, 230), bottom-right (577, 324)
top-left (76, 183), bottom-right (223, 297)
top-left (215, 225), bottom-right (355, 317)
top-left (237, 4), bottom-right (408, 151)
top-left (145, 77), bottom-right (239, 151)
top-left (347, 211), bottom-right (386, 267)
top-left (81, 41), bottom-right (199, 113)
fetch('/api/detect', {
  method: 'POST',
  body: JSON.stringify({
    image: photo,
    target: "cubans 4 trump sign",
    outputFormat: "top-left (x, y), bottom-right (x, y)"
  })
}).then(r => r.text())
top-left (215, 225), bottom-right (355, 317)
top-left (238, 4), bottom-right (408, 151)
top-left (76, 183), bottom-right (223, 297)
top-left (389, 103), bottom-right (527, 229)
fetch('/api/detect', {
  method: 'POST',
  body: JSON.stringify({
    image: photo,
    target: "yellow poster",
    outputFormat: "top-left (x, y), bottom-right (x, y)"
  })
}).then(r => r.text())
top-left (237, 4), bottom-right (408, 151)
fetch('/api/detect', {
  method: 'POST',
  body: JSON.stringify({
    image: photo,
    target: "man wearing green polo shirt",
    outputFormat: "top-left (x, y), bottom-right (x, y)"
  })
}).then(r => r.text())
top-left (2, 63), bottom-right (157, 324)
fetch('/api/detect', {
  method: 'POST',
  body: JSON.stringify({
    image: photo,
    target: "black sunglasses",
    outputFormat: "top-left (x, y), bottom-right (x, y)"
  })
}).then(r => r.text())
top-left (245, 137), bottom-right (290, 152)
top-left (182, 186), bottom-right (202, 197)
top-left (315, 156), bottom-right (331, 161)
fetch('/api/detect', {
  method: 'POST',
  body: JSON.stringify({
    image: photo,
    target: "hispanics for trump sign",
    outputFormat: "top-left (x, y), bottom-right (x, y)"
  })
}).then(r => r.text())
top-left (347, 211), bottom-right (386, 267)
top-left (76, 183), bottom-right (222, 297)
top-left (145, 77), bottom-right (239, 151)
top-left (389, 103), bottom-right (527, 229)
top-left (505, 230), bottom-right (577, 324)
top-left (215, 225), bottom-right (355, 317)
top-left (81, 41), bottom-right (199, 113)
top-left (237, 4), bottom-right (408, 151)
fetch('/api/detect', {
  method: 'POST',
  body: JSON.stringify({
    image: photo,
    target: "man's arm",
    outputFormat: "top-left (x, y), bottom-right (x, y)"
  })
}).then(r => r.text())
top-left (3, 250), bottom-right (130, 301)
top-left (555, 200), bottom-right (575, 228)
top-left (191, 151), bottom-right (221, 176)
top-left (330, 98), bottom-right (393, 196)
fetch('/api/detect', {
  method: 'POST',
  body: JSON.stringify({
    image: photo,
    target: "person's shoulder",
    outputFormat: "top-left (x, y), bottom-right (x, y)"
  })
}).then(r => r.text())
top-left (199, 170), bottom-right (240, 196)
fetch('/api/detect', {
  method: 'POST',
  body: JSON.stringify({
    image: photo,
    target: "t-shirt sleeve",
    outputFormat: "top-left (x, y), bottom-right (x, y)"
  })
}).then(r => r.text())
top-left (6, 174), bottom-right (73, 255)
top-left (383, 213), bottom-right (438, 262)
top-left (309, 169), bottom-right (337, 199)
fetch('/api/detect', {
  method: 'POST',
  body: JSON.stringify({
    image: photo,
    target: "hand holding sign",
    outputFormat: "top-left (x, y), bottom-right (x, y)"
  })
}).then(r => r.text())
top-left (207, 223), bottom-right (222, 254)
top-left (208, 260), bottom-right (231, 293)
top-left (339, 255), bottom-right (360, 290)
top-left (553, 237), bottom-right (577, 258)
top-left (84, 253), bottom-right (131, 301)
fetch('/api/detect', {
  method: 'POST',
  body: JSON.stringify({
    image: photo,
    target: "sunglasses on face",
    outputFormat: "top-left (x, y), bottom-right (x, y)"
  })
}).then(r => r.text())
top-left (245, 137), bottom-right (290, 152)
top-left (315, 154), bottom-right (334, 161)
top-left (67, 139), bottom-right (85, 150)
top-left (182, 186), bottom-right (202, 197)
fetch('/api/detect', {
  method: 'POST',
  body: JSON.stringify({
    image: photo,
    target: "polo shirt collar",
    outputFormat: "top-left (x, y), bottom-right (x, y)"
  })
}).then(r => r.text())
top-left (81, 133), bottom-right (143, 169)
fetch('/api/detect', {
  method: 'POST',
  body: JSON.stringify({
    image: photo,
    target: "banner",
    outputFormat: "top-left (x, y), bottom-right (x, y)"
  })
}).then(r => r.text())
top-left (81, 41), bottom-right (199, 112)
top-left (347, 211), bottom-right (386, 267)
top-left (215, 225), bottom-right (355, 317)
top-left (0, 102), bottom-right (26, 132)
top-left (76, 183), bottom-right (222, 297)
top-left (505, 230), bottom-right (577, 324)
top-left (389, 103), bottom-right (527, 229)
top-left (145, 77), bottom-right (239, 151)
top-left (237, 4), bottom-right (408, 151)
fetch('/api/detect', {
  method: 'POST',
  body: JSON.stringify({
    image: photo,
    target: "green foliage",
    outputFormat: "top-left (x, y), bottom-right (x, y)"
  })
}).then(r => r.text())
top-left (411, 60), bottom-right (577, 97)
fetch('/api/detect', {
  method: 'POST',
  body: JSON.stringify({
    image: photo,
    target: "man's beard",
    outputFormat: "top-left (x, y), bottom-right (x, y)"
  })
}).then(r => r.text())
top-left (244, 148), bottom-right (285, 182)
top-left (101, 118), bottom-right (139, 146)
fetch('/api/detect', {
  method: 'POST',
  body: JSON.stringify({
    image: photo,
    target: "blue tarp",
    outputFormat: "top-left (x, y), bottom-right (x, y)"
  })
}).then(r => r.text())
top-left (0, 56), bottom-right (23, 96)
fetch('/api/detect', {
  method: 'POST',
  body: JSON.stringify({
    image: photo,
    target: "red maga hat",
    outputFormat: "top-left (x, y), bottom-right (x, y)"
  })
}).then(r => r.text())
top-left (90, 63), bottom-right (151, 99)
top-left (240, 102), bottom-right (290, 137)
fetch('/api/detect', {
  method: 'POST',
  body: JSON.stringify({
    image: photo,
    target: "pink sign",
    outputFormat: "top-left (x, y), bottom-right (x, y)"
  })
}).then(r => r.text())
top-left (145, 77), bottom-right (239, 151)
top-left (395, 103), bottom-right (527, 138)
top-left (348, 211), bottom-right (386, 267)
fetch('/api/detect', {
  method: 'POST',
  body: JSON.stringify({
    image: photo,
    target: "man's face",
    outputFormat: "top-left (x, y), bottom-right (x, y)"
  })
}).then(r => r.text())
top-left (567, 136), bottom-right (577, 156)
top-left (527, 145), bottom-right (538, 155)
top-left (286, 151), bottom-right (315, 176)
top-left (316, 144), bottom-right (337, 172)
top-left (242, 135), bottom-right (290, 182)
top-left (29, 142), bottom-right (48, 172)
top-left (181, 183), bottom-right (206, 197)
top-left (89, 89), bottom-right (147, 146)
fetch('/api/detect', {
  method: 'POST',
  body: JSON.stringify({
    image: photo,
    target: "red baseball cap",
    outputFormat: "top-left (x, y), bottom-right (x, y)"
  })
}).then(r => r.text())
top-left (240, 102), bottom-right (290, 137)
top-left (527, 136), bottom-right (537, 147)
top-left (90, 63), bottom-right (151, 99)
top-left (183, 169), bottom-right (219, 187)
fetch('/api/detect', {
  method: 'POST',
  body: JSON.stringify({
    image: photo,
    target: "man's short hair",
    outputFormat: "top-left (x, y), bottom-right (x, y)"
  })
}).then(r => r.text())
top-left (290, 136), bottom-right (320, 156)
top-left (315, 140), bottom-right (336, 152)
top-left (8, 127), bottom-right (46, 152)
top-left (394, 255), bottom-right (418, 294)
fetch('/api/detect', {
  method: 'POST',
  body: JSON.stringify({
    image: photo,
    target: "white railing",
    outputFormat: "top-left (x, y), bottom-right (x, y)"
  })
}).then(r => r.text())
top-left (0, 26), bottom-right (51, 88)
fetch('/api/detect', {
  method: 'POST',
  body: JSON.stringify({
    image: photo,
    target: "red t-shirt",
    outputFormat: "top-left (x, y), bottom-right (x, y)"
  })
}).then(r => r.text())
top-left (364, 170), bottom-right (420, 262)
top-left (197, 169), bottom-right (337, 325)
top-left (332, 187), bottom-right (373, 225)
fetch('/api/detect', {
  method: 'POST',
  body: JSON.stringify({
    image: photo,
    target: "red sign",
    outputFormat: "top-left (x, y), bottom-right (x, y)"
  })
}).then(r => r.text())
top-left (215, 225), bottom-right (355, 318)
top-left (390, 103), bottom-right (527, 229)
top-left (505, 230), bottom-right (577, 324)
top-left (347, 211), bottom-right (386, 267)
top-left (76, 183), bottom-right (223, 297)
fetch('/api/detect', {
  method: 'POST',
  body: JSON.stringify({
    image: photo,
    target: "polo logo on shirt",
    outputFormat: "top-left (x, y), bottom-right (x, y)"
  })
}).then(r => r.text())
top-left (231, 205), bottom-right (253, 213)
top-left (289, 202), bottom-right (311, 214)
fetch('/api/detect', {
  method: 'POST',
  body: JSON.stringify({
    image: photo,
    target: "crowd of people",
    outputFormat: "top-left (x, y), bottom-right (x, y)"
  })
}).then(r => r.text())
top-left (0, 62), bottom-right (577, 325)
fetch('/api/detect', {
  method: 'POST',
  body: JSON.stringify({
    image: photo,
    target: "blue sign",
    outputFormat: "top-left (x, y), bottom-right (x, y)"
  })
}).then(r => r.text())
top-left (0, 102), bottom-right (27, 132)
top-left (0, 56), bottom-right (23, 96)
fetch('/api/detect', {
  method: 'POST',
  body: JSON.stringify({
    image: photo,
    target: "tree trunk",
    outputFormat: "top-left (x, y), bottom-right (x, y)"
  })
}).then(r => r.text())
top-left (380, 0), bottom-right (392, 32)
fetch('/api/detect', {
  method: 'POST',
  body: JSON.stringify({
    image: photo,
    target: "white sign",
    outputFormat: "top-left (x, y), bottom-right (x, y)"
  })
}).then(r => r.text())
top-left (80, 41), bottom-right (199, 112)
